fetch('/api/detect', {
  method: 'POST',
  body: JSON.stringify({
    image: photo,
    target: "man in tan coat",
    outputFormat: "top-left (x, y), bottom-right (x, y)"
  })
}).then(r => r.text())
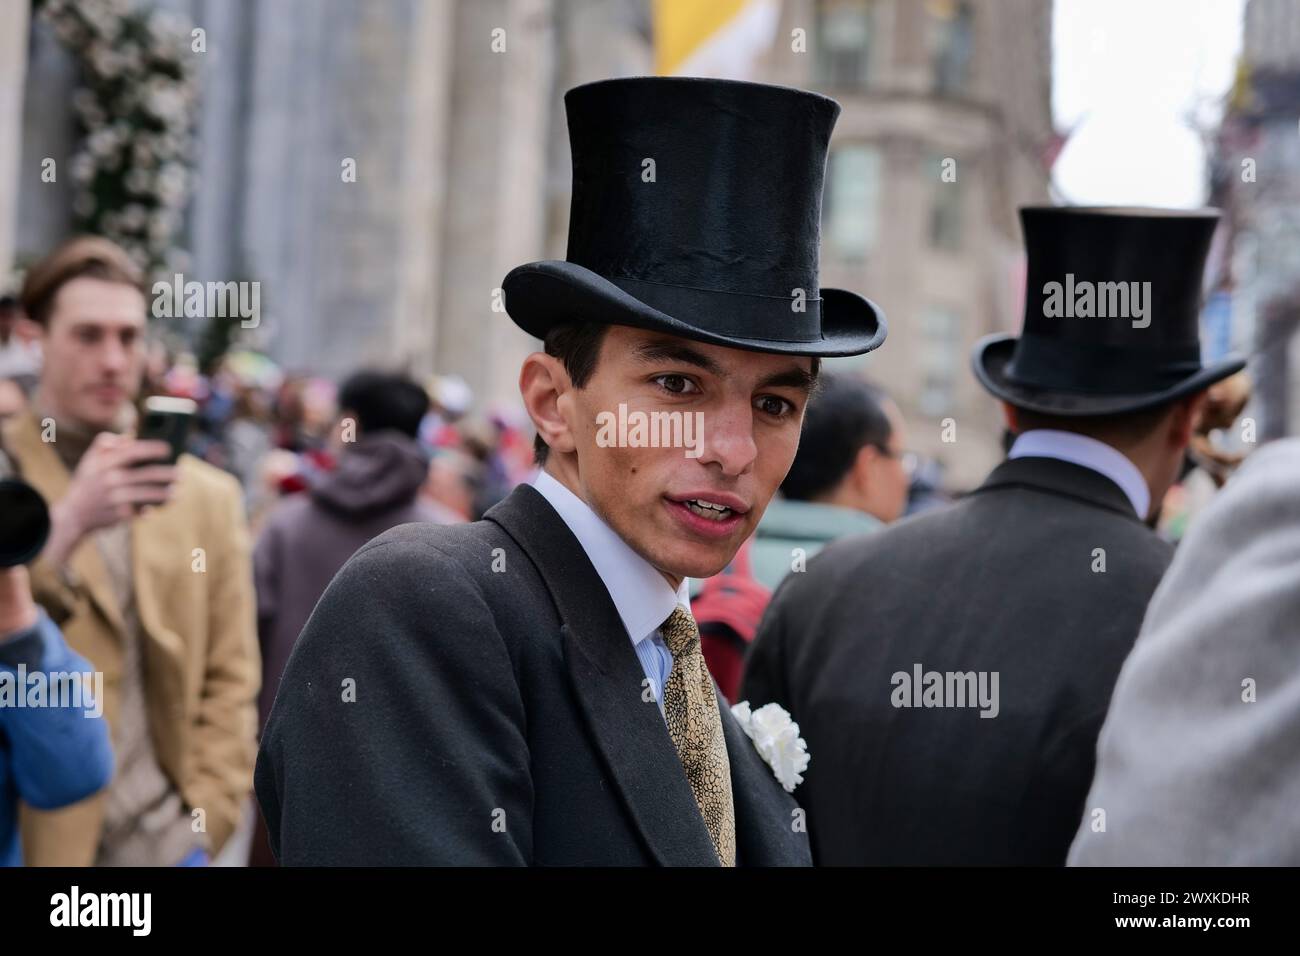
top-left (2, 236), bottom-right (258, 866)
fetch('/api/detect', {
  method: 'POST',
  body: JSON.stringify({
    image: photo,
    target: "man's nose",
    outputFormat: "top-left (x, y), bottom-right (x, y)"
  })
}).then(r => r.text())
top-left (100, 336), bottom-right (132, 373)
top-left (700, 404), bottom-right (757, 477)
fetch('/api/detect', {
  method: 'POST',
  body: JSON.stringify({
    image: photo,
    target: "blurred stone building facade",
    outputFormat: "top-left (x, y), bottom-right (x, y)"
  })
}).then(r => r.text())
top-left (3, 0), bottom-right (1053, 486)
top-left (12, 0), bottom-right (563, 414)
top-left (760, 0), bottom-right (1055, 486)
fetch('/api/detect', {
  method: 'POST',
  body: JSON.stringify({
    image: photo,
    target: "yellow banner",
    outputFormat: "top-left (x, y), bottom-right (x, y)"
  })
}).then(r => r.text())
top-left (653, 0), bottom-right (754, 76)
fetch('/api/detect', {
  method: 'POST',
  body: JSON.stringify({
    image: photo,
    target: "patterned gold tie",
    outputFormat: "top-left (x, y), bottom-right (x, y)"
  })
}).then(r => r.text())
top-left (660, 604), bottom-right (736, 867)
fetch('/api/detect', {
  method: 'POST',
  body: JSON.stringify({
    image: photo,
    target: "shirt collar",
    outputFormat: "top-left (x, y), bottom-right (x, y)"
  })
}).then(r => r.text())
top-left (1008, 429), bottom-right (1150, 519)
top-left (530, 469), bottom-right (689, 644)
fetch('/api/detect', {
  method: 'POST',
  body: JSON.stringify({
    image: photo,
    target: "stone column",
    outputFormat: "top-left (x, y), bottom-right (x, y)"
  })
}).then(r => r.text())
top-left (236, 0), bottom-right (453, 377)
top-left (0, 1), bottom-right (31, 278)
top-left (392, 0), bottom-right (455, 380)
top-left (435, 0), bottom-right (555, 411)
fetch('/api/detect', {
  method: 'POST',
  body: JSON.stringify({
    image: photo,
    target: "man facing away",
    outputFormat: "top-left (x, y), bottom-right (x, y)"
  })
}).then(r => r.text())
top-left (255, 76), bottom-right (886, 865)
top-left (741, 207), bottom-right (1244, 865)
top-left (252, 369), bottom-right (446, 731)
top-left (2, 237), bottom-right (259, 866)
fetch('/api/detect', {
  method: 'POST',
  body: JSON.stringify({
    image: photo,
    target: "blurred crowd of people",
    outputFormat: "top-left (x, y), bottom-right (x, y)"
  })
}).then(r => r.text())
top-left (3, 295), bottom-right (539, 535)
top-left (0, 237), bottom-right (538, 866)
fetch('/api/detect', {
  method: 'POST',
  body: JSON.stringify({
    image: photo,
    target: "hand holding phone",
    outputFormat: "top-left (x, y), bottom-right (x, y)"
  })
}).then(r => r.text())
top-left (134, 396), bottom-right (197, 466)
top-left (42, 434), bottom-right (179, 567)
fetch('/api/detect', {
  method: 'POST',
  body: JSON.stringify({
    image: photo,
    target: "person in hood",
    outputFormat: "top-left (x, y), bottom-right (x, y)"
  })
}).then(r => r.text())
top-left (252, 370), bottom-right (445, 733)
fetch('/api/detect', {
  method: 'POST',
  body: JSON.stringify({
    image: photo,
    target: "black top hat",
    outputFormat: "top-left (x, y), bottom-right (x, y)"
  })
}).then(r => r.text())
top-left (502, 77), bottom-right (885, 357)
top-left (973, 206), bottom-right (1245, 416)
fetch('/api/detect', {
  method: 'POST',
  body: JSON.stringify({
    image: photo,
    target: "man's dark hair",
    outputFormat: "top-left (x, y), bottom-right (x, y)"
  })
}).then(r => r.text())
top-left (781, 373), bottom-right (893, 502)
top-left (1011, 402), bottom-right (1176, 448)
top-left (19, 235), bottom-right (146, 327)
top-left (534, 323), bottom-right (610, 465)
top-left (337, 370), bottom-right (430, 439)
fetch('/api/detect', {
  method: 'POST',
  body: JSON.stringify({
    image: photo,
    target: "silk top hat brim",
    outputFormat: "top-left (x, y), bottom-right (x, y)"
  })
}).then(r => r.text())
top-left (504, 260), bottom-right (885, 358)
top-left (502, 76), bottom-right (885, 358)
top-left (973, 332), bottom-right (1245, 416)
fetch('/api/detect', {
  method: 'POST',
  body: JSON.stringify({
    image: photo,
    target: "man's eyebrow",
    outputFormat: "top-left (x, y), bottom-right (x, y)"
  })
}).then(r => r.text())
top-left (71, 323), bottom-right (135, 338)
top-left (757, 365), bottom-right (817, 394)
top-left (632, 341), bottom-right (724, 377)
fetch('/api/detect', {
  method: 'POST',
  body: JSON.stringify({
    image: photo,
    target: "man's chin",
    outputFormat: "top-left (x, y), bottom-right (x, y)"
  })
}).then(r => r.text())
top-left (657, 542), bottom-right (744, 583)
top-left (74, 404), bottom-right (122, 431)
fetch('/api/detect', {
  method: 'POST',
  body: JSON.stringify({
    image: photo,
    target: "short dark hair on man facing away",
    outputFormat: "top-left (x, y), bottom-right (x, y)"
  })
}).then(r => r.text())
top-left (1011, 402), bottom-right (1177, 449)
top-left (338, 370), bottom-right (430, 439)
top-left (781, 373), bottom-right (893, 502)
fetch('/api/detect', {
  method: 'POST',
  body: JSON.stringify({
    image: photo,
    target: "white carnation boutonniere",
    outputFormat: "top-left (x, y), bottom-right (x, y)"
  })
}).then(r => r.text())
top-left (730, 701), bottom-right (809, 793)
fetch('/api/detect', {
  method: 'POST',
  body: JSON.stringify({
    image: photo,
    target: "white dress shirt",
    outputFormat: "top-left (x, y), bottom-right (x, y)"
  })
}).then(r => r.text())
top-left (1008, 429), bottom-right (1150, 519)
top-left (530, 469), bottom-right (688, 716)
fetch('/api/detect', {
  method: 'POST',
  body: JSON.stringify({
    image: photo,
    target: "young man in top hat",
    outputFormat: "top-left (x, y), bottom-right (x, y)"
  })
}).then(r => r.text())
top-left (255, 76), bottom-right (885, 865)
top-left (741, 206), bottom-right (1244, 866)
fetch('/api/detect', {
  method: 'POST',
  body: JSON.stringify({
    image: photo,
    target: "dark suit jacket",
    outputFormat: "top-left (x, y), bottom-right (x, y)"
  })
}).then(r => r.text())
top-left (255, 485), bottom-right (810, 865)
top-left (741, 456), bottom-right (1172, 865)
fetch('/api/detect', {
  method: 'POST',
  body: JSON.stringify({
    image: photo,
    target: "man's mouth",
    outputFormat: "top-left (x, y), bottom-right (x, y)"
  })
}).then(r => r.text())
top-left (682, 498), bottom-right (735, 522)
top-left (665, 492), bottom-right (749, 538)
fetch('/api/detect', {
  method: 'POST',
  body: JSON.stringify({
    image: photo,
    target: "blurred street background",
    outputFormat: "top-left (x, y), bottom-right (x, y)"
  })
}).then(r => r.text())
top-left (0, 0), bottom-right (1291, 515)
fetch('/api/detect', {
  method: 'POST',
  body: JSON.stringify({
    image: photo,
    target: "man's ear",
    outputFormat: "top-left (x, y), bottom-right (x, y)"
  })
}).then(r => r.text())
top-left (1001, 401), bottom-right (1021, 433)
top-left (1170, 391), bottom-right (1210, 447)
top-left (520, 352), bottom-right (577, 457)
top-left (849, 442), bottom-right (879, 498)
top-left (16, 314), bottom-right (43, 341)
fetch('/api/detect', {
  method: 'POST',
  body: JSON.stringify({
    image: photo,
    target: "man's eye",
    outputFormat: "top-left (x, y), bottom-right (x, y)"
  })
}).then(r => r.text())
top-left (653, 375), bottom-right (698, 395)
top-left (756, 395), bottom-right (794, 418)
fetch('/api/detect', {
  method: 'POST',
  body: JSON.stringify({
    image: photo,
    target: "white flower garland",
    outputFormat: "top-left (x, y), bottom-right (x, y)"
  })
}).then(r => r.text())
top-left (35, 0), bottom-right (198, 275)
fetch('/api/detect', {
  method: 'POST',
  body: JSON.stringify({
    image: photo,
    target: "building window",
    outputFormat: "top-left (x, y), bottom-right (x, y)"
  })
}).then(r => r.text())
top-left (814, 0), bottom-right (874, 91)
top-left (928, 153), bottom-right (962, 252)
top-left (930, 0), bottom-right (974, 96)
top-left (824, 144), bottom-right (882, 261)
top-left (919, 306), bottom-right (960, 416)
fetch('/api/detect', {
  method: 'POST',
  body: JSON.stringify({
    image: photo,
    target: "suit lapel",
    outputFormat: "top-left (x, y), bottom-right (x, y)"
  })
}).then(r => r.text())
top-left (486, 485), bottom-right (719, 866)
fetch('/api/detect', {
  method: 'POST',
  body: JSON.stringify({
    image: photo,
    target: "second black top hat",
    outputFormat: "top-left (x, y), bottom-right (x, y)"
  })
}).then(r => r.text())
top-left (973, 206), bottom-right (1245, 416)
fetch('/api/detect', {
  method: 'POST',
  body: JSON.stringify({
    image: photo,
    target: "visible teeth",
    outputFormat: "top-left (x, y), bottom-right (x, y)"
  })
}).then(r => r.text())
top-left (686, 499), bottom-right (732, 520)
top-left (692, 499), bottom-right (729, 510)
